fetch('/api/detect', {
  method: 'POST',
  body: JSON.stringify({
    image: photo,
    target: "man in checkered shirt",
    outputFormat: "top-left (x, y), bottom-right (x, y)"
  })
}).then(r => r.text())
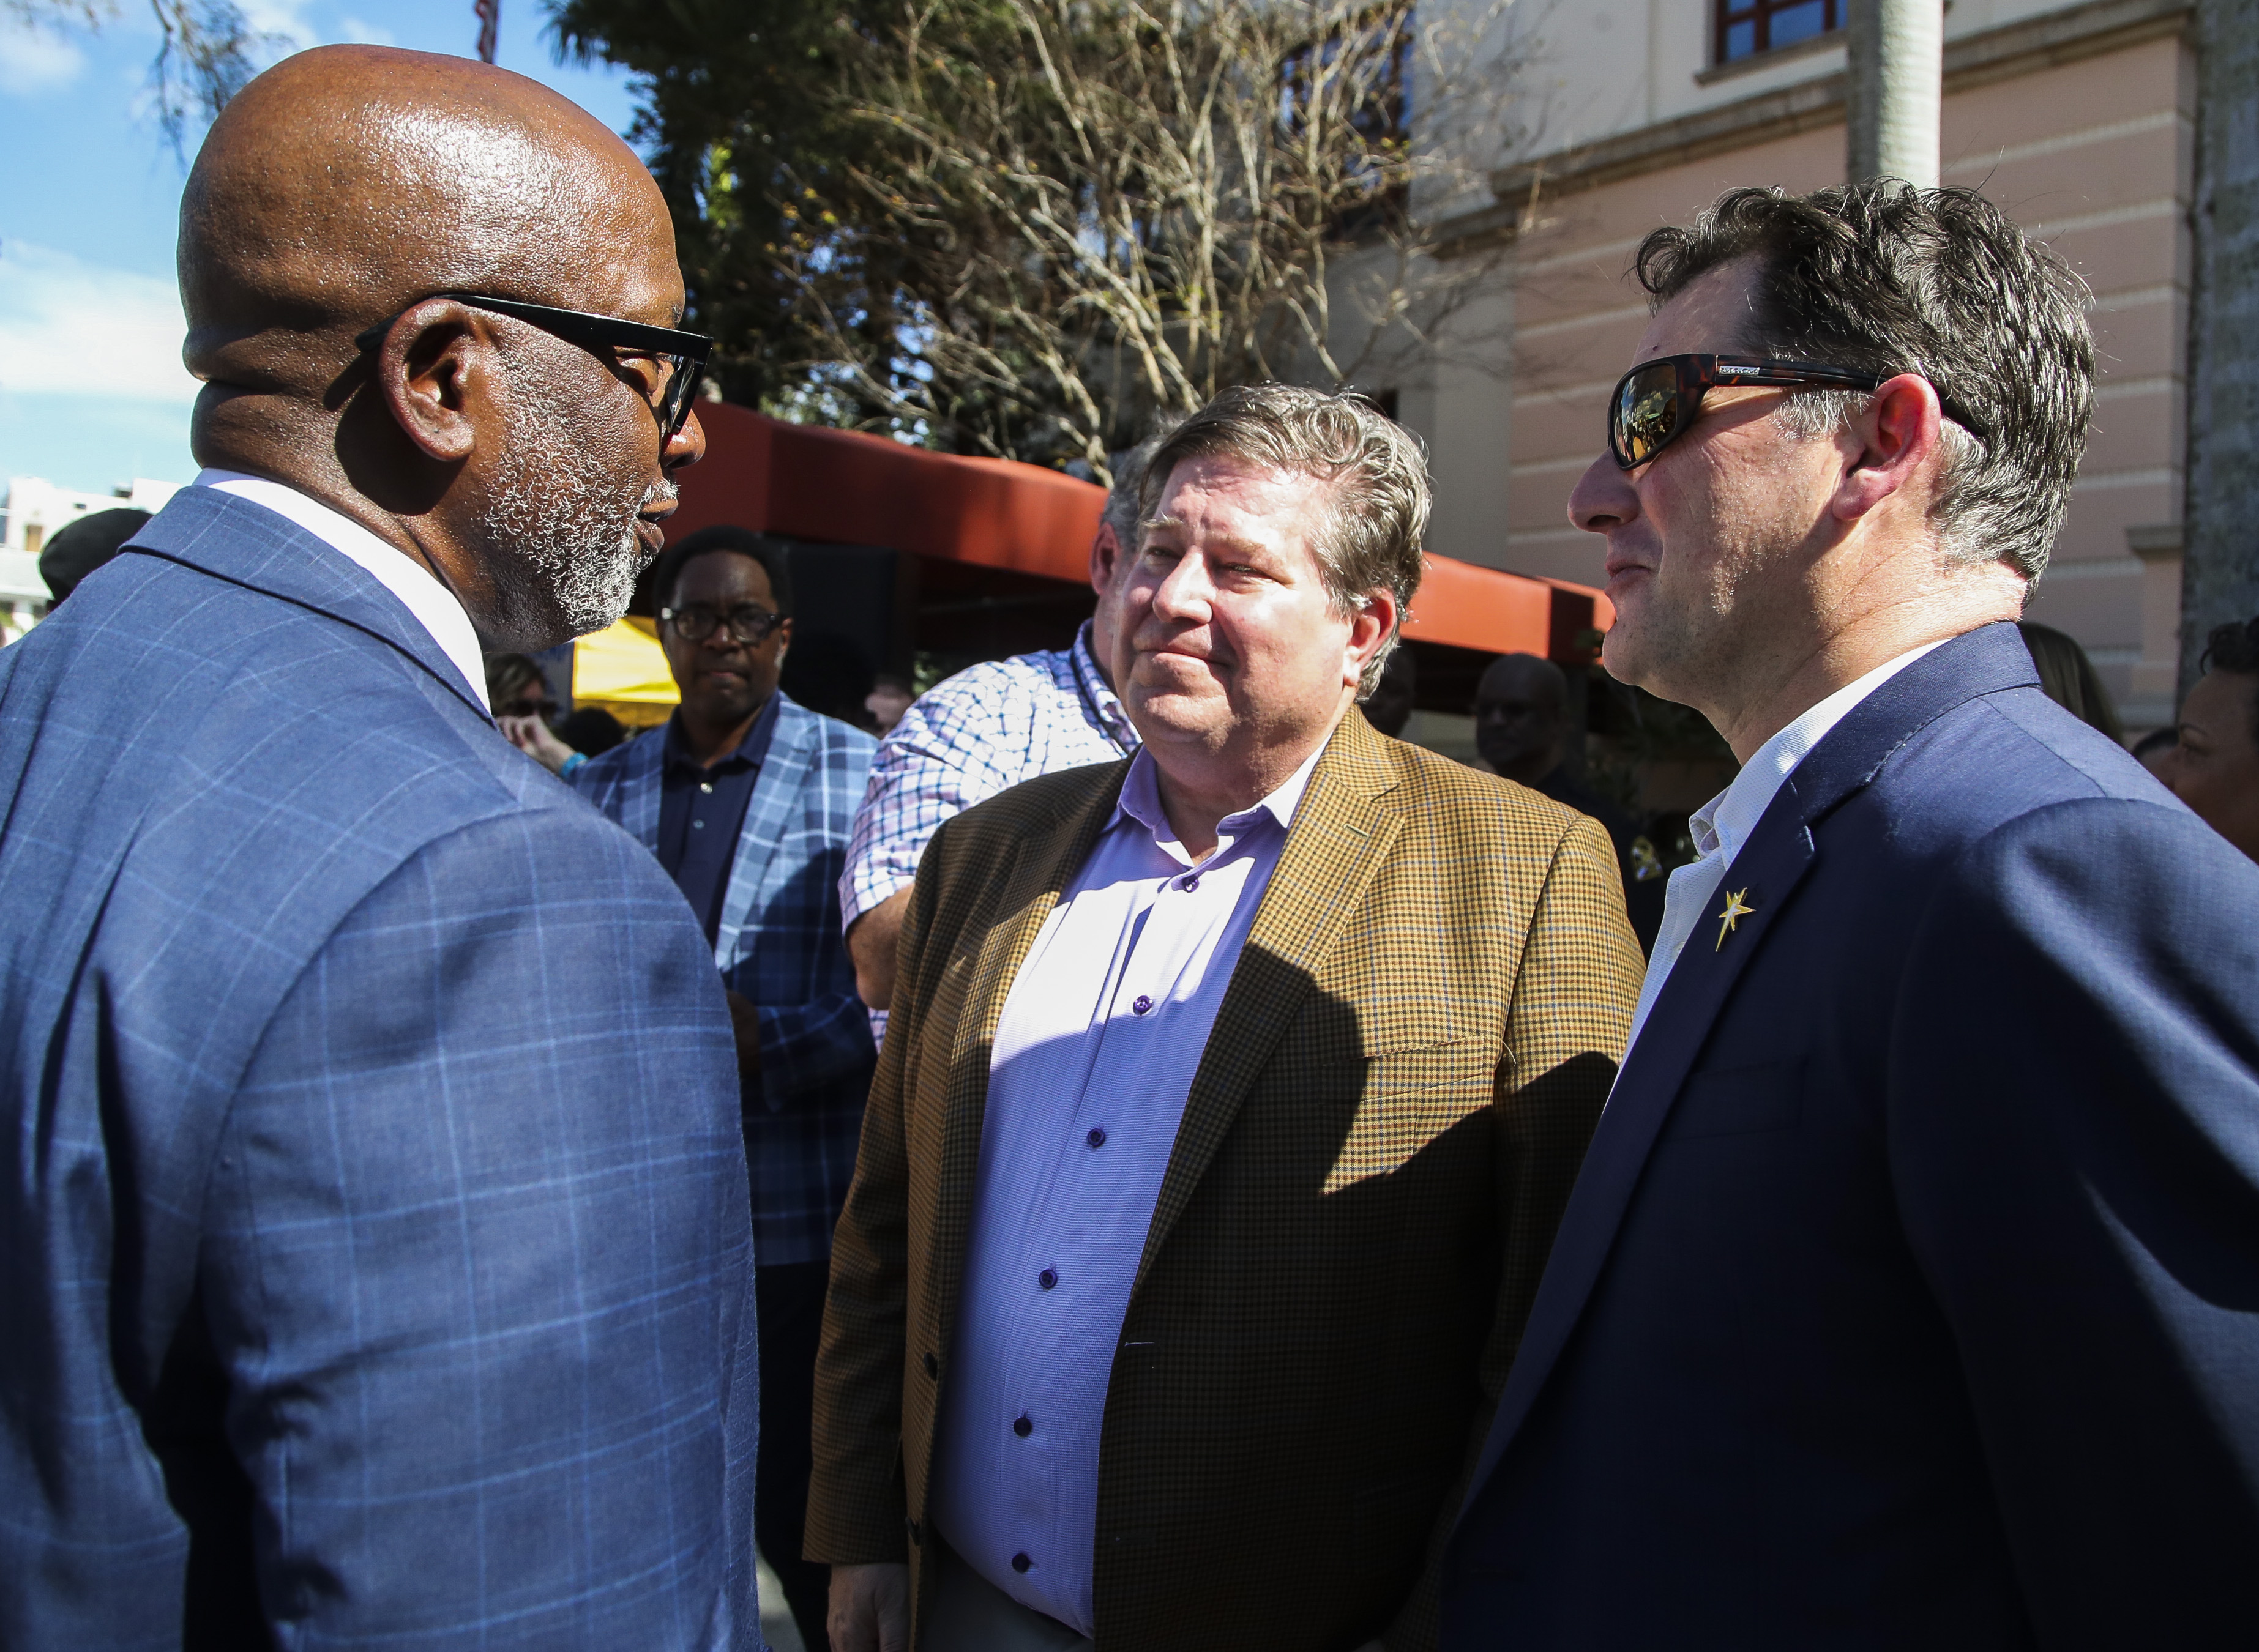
top-left (842, 436), bottom-right (1168, 1024)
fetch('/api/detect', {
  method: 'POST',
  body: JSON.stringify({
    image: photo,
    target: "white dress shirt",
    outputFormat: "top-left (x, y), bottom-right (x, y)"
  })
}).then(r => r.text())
top-left (195, 469), bottom-right (490, 713)
top-left (929, 741), bottom-right (1323, 1636)
top-left (1624, 641), bottom-right (1947, 1054)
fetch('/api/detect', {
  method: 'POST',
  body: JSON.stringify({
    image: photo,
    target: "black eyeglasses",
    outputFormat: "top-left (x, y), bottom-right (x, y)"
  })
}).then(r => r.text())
top-left (354, 291), bottom-right (714, 442)
top-left (660, 603), bottom-right (786, 646)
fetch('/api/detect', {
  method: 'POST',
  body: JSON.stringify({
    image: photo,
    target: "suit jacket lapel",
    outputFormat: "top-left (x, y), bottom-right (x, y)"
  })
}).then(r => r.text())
top-left (714, 696), bottom-right (815, 972)
top-left (1458, 793), bottom-right (1818, 1503)
top-left (1458, 620), bottom-right (2050, 1509)
top-left (1130, 712), bottom-right (1404, 1296)
top-left (125, 486), bottom-right (488, 721)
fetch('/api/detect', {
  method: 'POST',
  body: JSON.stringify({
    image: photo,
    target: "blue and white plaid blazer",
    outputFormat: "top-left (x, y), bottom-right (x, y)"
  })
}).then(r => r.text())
top-left (574, 694), bottom-right (877, 1264)
top-left (0, 486), bottom-right (760, 1650)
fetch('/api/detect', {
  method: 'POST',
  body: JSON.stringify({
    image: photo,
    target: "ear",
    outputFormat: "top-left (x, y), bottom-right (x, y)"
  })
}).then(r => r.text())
top-left (1344, 589), bottom-right (1401, 689)
top-left (1089, 521), bottom-right (1122, 597)
top-left (370, 299), bottom-right (495, 464)
top-left (1832, 373), bottom-right (1944, 525)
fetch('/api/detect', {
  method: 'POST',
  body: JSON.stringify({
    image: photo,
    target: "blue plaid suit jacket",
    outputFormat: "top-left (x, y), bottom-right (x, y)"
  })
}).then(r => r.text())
top-left (574, 695), bottom-right (877, 1264)
top-left (0, 487), bottom-right (761, 1650)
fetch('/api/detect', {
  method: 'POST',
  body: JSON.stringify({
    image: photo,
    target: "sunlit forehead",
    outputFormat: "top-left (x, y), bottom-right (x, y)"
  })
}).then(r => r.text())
top-left (1138, 515), bottom-right (1276, 557)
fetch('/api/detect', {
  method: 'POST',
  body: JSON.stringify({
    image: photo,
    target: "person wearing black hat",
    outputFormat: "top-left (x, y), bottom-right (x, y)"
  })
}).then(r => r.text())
top-left (37, 508), bottom-right (150, 606)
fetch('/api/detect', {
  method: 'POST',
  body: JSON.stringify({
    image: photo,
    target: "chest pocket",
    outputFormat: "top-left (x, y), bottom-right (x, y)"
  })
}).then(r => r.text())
top-left (1660, 1056), bottom-right (1805, 1142)
top-left (1323, 1036), bottom-right (1497, 1194)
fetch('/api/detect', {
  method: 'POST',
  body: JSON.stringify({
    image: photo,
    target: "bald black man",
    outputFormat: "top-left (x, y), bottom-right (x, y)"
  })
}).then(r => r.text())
top-left (0, 47), bottom-right (757, 1650)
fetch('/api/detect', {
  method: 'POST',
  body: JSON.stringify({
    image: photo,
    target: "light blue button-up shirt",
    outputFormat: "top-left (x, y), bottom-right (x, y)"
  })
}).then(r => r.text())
top-left (928, 741), bottom-right (1323, 1635)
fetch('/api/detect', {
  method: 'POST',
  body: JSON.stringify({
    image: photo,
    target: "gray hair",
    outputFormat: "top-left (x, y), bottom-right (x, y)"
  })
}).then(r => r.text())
top-left (1137, 383), bottom-right (1430, 694)
top-left (1635, 182), bottom-right (2094, 582)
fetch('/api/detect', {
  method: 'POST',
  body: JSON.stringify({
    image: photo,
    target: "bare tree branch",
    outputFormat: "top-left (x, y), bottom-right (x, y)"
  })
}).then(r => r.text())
top-left (144, 0), bottom-right (283, 157)
top-left (6, 0), bottom-right (284, 157)
top-left (772, 0), bottom-right (1525, 477)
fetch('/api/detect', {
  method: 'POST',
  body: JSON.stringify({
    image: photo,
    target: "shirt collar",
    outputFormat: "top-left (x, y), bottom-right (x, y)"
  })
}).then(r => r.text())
top-left (664, 689), bottom-right (782, 775)
top-left (1070, 620), bottom-right (1140, 753)
top-left (193, 469), bottom-right (490, 714)
top-left (1111, 738), bottom-right (1326, 865)
top-left (1689, 638), bottom-right (1949, 869)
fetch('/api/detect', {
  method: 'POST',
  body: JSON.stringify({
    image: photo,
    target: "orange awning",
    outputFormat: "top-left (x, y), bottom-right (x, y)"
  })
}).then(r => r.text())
top-left (669, 402), bottom-right (1108, 584)
top-left (669, 401), bottom-right (1608, 661)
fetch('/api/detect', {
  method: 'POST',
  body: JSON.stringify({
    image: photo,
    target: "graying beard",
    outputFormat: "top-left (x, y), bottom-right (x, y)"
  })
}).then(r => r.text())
top-left (474, 362), bottom-right (660, 646)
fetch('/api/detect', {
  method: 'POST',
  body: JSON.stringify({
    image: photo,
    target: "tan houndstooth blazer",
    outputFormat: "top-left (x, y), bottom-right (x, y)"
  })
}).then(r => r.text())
top-left (806, 707), bottom-right (1641, 1651)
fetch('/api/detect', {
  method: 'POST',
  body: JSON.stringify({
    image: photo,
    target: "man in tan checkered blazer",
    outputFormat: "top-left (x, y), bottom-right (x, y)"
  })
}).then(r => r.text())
top-left (811, 385), bottom-right (1641, 1652)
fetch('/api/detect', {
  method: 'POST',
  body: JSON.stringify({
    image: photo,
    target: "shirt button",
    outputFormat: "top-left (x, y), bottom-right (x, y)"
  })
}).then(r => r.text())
top-left (1182, 874), bottom-right (1200, 891)
top-left (1038, 1267), bottom-right (1058, 1290)
top-left (1132, 995), bottom-right (1152, 1016)
top-left (700, 781), bottom-right (714, 794)
top-left (691, 819), bottom-right (705, 830)
top-left (1014, 1413), bottom-right (1033, 1437)
top-left (1011, 1552), bottom-right (1032, 1574)
top-left (1087, 1126), bottom-right (1107, 1148)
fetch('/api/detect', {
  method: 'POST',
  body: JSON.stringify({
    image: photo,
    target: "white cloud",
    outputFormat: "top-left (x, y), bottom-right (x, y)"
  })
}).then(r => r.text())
top-left (0, 242), bottom-right (199, 405)
top-left (240, 0), bottom-right (319, 48)
top-left (0, 19), bottom-right (88, 94)
top-left (335, 15), bottom-right (397, 47)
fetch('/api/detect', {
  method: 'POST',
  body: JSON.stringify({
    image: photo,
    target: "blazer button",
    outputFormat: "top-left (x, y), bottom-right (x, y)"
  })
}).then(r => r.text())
top-left (1011, 1552), bottom-right (1032, 1573)
top-left (1014, 1412), bottom-right (1033, 1437)
top-left (922, 1351), bottom-right (938, 1378)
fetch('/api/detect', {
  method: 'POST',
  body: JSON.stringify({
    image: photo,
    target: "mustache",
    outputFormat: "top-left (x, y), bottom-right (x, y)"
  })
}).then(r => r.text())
top-left (622, 480), bottom-right (679, 573)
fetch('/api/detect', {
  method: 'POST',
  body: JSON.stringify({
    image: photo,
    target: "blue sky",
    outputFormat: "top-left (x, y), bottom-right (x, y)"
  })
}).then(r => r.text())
top-left (0, 1), bottom-right (643, 496)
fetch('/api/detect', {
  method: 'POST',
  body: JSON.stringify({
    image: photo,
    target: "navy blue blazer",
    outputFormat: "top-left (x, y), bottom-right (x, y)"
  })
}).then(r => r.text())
top-left (0, 488), bottom-right (761, 1650)
top-left (1443, 623), bottom-right (2259, 1649)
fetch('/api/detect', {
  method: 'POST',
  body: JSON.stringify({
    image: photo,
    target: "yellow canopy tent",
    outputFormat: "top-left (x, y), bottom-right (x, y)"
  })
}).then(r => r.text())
top-left (572, 616), bottom-right (678, 727)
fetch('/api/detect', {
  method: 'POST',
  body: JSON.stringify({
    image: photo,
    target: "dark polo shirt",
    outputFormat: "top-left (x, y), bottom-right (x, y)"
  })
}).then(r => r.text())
top-left (654, 692), bottom-right (782, 942)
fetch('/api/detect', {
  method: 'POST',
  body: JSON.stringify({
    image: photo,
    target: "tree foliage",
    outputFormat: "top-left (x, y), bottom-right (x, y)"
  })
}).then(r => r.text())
top-left (551, 0), bottom-right (1518, 477)
top-left (548, 0), bottom-right (905, 414)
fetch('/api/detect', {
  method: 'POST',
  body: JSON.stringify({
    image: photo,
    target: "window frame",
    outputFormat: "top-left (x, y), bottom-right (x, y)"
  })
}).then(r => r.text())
top-left (1712, 0), bottom-right (1843, 67)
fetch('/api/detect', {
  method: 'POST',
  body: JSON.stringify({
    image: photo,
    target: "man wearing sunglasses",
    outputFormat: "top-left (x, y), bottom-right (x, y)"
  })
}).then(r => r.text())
top-left (1444, 184), bottom-right (2259, 1645)
top-left (0, 45), bottom-right (759, 1652)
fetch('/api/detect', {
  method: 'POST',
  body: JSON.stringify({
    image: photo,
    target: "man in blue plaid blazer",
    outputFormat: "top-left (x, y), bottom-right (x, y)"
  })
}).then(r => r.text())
top-left (571, 526), bottom-right (878, 1648)
top-left (0, 50), bottom-right (758, 1650)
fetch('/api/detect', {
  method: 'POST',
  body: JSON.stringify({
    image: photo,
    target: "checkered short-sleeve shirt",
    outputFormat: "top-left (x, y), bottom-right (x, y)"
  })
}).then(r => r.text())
top-left (841, 622), bottom-right (1139, 930)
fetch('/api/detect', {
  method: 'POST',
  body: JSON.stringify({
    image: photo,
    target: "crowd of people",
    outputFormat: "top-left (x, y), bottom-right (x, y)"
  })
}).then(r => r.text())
top-left (3, 40), bottom-right (2258, 1652)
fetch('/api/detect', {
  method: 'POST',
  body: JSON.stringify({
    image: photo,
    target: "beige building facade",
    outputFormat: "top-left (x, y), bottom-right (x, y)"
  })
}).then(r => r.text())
top-left (1410, 0), bottom-right (2195, 732)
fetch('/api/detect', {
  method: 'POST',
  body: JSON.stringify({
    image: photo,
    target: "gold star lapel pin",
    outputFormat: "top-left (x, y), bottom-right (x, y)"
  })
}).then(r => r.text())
top-left (1714, 887), bottom-right (1755, 951)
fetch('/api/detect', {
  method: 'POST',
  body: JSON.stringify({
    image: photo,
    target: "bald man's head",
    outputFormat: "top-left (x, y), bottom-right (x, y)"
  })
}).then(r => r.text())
top-left (181, 45), bottom-right (670, 380)
top-left (1474, 652), bottom-right (1569, 783)
top-left (177, 45), bottom-right (703, 651)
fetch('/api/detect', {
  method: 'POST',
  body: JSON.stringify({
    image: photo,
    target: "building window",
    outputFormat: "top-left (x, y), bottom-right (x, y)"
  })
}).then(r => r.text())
top-left (1715, 0), bottom-right (1842, 64)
